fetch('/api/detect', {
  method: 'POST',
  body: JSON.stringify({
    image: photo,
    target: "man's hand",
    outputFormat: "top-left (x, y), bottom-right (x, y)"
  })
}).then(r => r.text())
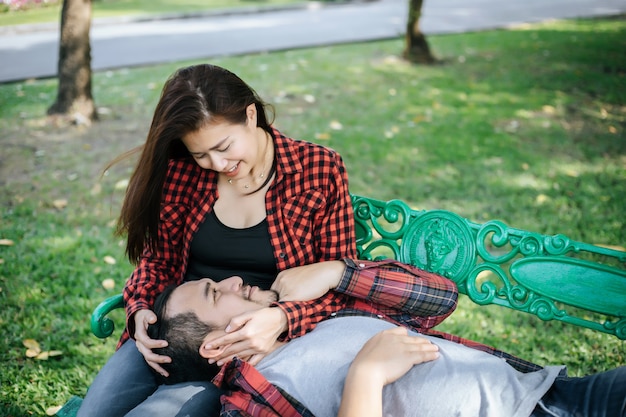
top-left (351, 326), bottom-right (440, 386)
top-left (271, 260), bottom-right (345, 301)
top-left (338, 327), bottom-right (440, 417)
top-left (133, 309), bottom-right (172, 377)
top-left (202, 307), bottom-right (288, 366)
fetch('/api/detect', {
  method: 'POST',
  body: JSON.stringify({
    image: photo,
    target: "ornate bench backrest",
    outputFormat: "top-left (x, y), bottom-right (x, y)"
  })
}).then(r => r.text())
top-left (351, 194), bottom-right (626, 340)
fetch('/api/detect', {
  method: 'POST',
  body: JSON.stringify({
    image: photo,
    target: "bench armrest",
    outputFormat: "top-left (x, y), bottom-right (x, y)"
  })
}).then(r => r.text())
top-left (90, 294), bottom-right (124, 339)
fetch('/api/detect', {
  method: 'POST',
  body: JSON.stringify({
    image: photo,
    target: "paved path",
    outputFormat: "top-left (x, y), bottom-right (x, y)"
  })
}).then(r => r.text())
top-left (0, 0), bottom-right (624, 83)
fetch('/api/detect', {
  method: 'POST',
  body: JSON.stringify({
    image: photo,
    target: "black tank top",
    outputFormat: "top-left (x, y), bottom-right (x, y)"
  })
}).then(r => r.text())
top-left (185, 210), bottom-right (278, 289)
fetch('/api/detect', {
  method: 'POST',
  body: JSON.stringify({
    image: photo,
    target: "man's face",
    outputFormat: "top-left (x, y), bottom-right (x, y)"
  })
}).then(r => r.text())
top-left (166, 277), bottom-right (278, 328)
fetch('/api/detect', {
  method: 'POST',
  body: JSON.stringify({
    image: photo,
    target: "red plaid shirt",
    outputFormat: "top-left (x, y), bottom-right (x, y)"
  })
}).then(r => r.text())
top-left (213, 259), bottom-right (543, 417)
top-left (120, 127), bottom-right (356, 344)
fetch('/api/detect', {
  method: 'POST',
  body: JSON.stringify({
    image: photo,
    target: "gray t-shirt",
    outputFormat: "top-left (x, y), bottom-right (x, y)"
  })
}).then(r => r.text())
top-left (256, 316), bottom-right (563, 417)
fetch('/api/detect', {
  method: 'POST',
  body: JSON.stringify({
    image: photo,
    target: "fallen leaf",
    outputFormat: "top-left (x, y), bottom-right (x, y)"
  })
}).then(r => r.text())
top-left (329, 120), bottom-right (343, 130)
top-left (115, 179), bottom-right (129, 190)
top-left (90, 183), bottom-right (102, 196)
top-left (23, 339), bottom-right (40, 350)
top-left (315, 132), bottom-right (330, 140)
top-left (52, 199), bottom-right (68, 209)
top-left (535, 194), bottom-right (549, 204)
top-left (102, 278), bottom-right (115, 290)
top-left (26, 348), bottom-right (40, 358)
top-left (0, 239), bottom-right (14, 246)
top-left (36, 351), bottom-right (50, 360)
top-left (46, 406), bottom-right (62, 416)
top-left (103, 255), bottom-right (116, 265)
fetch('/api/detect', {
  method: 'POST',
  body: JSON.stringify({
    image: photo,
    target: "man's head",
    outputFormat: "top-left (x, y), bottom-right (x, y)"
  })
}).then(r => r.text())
top-left (148, 277), bottom-right (278, 384)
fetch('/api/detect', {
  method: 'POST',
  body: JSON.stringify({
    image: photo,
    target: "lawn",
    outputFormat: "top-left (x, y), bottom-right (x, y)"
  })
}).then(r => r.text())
top-left (0, 0), bottom-right (308, 26)
top-left (1, 14), bottom-right (625, 416)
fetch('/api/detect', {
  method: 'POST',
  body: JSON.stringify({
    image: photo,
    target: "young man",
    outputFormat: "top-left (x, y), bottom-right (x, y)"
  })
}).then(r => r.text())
top-left (149, 259), bottom-right (625, 417)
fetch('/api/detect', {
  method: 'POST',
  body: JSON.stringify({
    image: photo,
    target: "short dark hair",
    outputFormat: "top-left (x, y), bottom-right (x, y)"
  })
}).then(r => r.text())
top-left (148, 285), bottom-right (221, 384)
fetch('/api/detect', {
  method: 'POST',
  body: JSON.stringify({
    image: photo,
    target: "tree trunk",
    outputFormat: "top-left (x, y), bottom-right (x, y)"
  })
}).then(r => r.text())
top-left (47, 0), bottom-right (97, 123)
top-left (403, 0), bottom-right (436, 64)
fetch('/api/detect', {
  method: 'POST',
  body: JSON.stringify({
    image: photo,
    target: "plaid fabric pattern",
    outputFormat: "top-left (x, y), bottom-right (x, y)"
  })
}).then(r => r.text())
top-left (216, 359), bottom-right (315, 417)
top-left (120, 128), bottom-right (356, 345)
top-left (216, 259), bottom-right (542, 416)
top-left (276, 258), bottom-right (459, 340)
top-left (276, 259), bottom-right (542, 372)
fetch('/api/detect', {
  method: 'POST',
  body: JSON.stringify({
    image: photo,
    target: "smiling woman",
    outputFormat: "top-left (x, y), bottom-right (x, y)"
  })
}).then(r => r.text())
top-left (76, 63), bottom-right (357, 417)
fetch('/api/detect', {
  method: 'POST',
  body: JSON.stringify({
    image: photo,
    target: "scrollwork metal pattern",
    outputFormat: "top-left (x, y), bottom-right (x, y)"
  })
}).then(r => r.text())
top-left (350, 194), bottom-right (626, 340)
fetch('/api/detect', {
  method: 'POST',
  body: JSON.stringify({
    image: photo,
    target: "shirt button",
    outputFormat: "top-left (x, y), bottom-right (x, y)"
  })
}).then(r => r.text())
top-left (330, 313), bottom-right (337, 317)
top-left (279, 253), bottom-right (286, 259)
top-left (359, 263), bottom-right (365, 268)
top-left (377, 315), bottom-right (383, 319)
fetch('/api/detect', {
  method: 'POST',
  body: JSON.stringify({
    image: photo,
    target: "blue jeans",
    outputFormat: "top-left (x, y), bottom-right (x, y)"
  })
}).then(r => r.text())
top-left (532, 366), bottom-right (626, 417)
top-left (78, 340), bottom-right (223, 417)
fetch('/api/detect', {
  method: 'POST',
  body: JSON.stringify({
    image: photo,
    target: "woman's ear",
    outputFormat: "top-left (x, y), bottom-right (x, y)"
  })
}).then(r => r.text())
top-left (246, 103), bottom-right (257, 127)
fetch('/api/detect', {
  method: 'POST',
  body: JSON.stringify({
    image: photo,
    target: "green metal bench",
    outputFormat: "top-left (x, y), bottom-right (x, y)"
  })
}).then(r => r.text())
top-left (56, 194), bottom-right (626, 416)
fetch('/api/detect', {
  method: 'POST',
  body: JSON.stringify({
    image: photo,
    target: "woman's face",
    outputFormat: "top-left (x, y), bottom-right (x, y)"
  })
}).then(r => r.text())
top-left (182, 104), bottom-right (260, 179)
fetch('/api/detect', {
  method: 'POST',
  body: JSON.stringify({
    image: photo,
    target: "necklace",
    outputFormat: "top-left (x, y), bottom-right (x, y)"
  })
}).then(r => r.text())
top-left (227, 162), bottom-right (267, 189)
top-left (227, 130), bottom-right (274, 192)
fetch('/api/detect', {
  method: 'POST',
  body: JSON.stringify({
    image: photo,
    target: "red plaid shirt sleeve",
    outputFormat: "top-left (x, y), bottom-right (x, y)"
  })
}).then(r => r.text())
top-left (274, 292), bottom-right (347, 340)
top-left (337, 258), bottom-right (458, 329)
top-left (275, 258), bottom-right (458, 339)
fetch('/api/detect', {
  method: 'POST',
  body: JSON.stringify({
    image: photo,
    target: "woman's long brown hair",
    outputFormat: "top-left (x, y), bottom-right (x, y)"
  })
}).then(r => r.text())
top-left (114, 64), bottom-right (274, 263)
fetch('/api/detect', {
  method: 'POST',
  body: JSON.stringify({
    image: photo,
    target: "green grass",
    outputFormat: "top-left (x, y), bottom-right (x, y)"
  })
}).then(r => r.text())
top-left (0, 0), bottom-right (308, 26)
top-left (1, 15), bottom-right (625, 416)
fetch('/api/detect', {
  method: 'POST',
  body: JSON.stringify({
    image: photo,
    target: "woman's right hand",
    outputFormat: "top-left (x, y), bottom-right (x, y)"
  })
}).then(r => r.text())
top-left (133, 309), bottom-right (172, 377)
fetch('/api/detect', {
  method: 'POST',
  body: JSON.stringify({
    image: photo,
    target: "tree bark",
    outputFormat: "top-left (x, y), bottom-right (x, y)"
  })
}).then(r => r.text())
top-left (403, 0), bottom-right (436, 64)
top-left (47, 0), bottom-right (97, 123)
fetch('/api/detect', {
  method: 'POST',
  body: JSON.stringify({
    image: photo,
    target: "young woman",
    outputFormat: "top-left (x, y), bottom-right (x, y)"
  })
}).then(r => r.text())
top-left (78, 64), bottom-right (356, 417)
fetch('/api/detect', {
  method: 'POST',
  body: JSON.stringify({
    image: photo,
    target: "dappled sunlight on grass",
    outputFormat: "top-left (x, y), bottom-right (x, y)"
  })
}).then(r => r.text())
top-left (1, 15), bottom-right (625, 414)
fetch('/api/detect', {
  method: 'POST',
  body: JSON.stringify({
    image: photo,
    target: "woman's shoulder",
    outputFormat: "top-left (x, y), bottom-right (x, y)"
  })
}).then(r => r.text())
top-left (166, 157), bottom-right (205, 177)
top-left (273, 127), bottom-right (342, 163)
top-left (162, 158), bottom-right (210, 199)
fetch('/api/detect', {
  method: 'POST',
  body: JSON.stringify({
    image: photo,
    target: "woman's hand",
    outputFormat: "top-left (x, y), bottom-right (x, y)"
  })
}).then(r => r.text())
top-left (202, 307), bottom-right (287, 366)
top-left (132, 309), bottom-right (172, 377)
top-left (271, 260), bottom-right (345, 301)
